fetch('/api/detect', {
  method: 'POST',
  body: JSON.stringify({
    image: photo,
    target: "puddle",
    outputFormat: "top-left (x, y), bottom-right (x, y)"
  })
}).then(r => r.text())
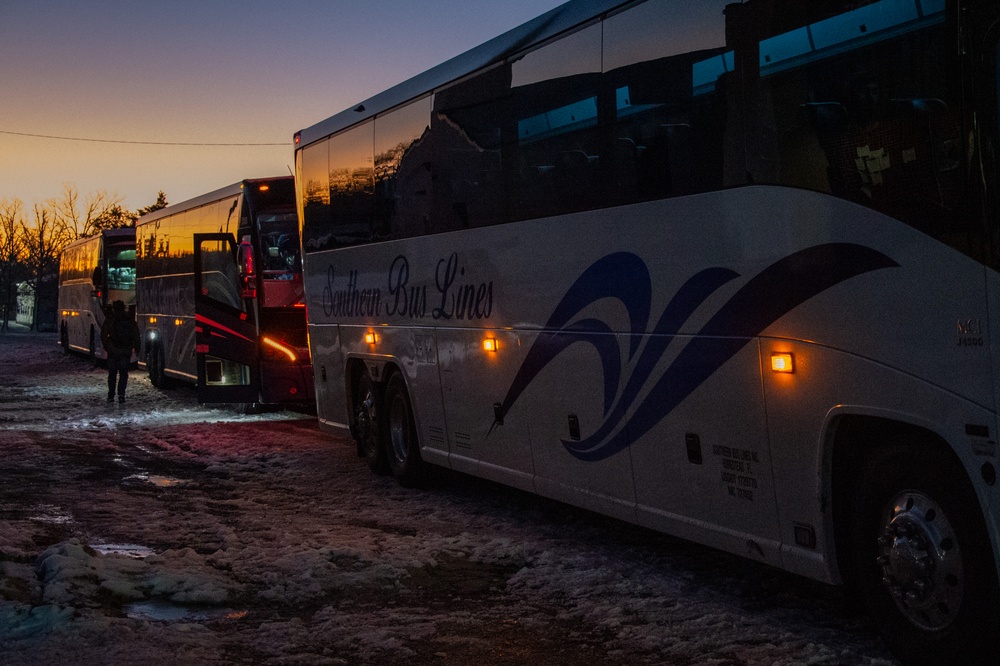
top-left (91, 543), bottom-right (155, 559)
top-left (124, 601), bottom-right (247, 622)
top-left (122, 473), bottom-right (187, 487)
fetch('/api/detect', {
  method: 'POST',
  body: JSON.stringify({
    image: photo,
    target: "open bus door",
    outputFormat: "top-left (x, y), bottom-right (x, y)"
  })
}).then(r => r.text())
top-left (193, 233), bottom-right (260, 403)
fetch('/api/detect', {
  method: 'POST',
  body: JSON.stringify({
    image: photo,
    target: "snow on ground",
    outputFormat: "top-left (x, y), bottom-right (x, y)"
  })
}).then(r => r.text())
top-left (0, 329), bottom-right (900, 664)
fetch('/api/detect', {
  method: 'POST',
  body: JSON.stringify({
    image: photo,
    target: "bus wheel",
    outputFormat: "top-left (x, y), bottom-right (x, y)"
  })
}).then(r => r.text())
top-left (60, 325), bottom-right (69, 353)
top-left (849, 441), bottom-right (999, 665)
top-left (355, 374), bottom-right (388, 475)
top-left (148, 345), bottom-right (166, 388)
top-left (384, 373), bottom-right (424, 488)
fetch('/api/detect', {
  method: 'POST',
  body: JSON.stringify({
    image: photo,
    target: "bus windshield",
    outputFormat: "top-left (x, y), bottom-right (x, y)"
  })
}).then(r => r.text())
top-left (258, 211), bottom-right (301, 280)
top-left (106, 243), bottom-right (136, 290)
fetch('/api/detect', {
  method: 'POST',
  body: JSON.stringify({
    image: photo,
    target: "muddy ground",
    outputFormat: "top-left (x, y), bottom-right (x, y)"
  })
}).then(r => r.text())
top-left (0, 330), bottom-right (897, 664)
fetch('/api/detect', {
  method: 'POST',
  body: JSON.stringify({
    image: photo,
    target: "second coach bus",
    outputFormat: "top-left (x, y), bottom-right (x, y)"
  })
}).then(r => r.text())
top-left (135, 177), bottom-right (313, 407)
top-left (294, 0), bottom-right (1000, 662)
top-left (57, 227), bottom-right (136, 361)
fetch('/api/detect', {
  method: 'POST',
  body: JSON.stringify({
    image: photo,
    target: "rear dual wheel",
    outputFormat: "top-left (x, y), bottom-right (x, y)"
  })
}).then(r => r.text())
top-left (353, 371), bottom-right (424, 486)
top-left (355, 373), bottom-right (389, 475)
top-left (384, 373), bottom-right (424, 488)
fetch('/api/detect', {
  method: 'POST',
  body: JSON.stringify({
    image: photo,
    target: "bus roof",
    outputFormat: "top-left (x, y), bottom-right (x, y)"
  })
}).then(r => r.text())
top-left (135, 177), bottom-right (291, 227)
top-left (61, 226), bottom-right (135, 252)
top-left (294, 0), bottom-right (628, 148)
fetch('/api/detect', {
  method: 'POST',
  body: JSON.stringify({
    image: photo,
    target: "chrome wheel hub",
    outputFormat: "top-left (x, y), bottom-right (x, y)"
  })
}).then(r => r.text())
top-left (877, 490), bottom-right (963, 631)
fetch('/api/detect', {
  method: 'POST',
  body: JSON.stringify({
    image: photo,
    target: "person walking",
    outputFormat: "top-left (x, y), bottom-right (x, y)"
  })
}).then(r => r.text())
top-left (100, 300), bottom-right (140, 404)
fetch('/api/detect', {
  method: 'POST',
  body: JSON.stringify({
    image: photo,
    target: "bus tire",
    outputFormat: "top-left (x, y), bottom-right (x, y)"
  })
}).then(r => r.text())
top-left (848, 440), bottom-right (999, 665)
top-left (147, 344), bottom-right (166, 388)
top-left (60, 324), bottom-right (69, 353)
top-left (384, 372), bottom-right (424, 488)
top-left (355, 373), bottom-right (389, 475)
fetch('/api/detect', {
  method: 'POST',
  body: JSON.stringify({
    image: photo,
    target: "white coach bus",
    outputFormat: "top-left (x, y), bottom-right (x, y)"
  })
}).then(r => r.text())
top-left (57, 227), bottom-right (136, 360)
top-left (293, 0), bottom-right (1000, 662)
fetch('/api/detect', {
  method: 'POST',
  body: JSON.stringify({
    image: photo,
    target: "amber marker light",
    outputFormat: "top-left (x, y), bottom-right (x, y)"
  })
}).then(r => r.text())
top-left (259, 184), bottom-right (270, 192)
top-left (174, 318), bottom-right (183, 326)
top-left (771, 352), bottom-right (795, 373)
top-left (483, 337), bottom-right (498, 353)
top-left (262, 336), bottom-right (297, 362)
top-left (364, 332), bottom-right (378, 345)
top-left (149, 316), bottom-right (157, 324)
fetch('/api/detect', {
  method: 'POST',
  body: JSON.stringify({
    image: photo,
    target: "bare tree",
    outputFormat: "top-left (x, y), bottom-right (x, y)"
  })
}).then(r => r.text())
top-left (20, 202), bottom-right (72, 330)
top-left (52, 184), bottom-right (127, 239)
top-left (0, 199), bottom-right (26, 331)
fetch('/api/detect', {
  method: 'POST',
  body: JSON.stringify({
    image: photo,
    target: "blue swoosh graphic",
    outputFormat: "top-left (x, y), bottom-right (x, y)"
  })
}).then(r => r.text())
top-left (497, 243), bottom-right (899, 461)
top-left (497, 252), bottom-right (651, 421)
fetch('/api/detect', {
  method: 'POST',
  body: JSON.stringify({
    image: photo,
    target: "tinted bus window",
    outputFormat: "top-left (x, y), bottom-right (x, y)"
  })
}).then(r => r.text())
top-left (749, 1), bottom-right (971, 255)
top-left (328, 120), bottom-right (376, 245)
top-left (430, 64), bottom-right (510, 232)
top-left (512, 23), bottom-right (604, 219)
top-left (374, 96), bottom-right (432, 240)
top-left (300, 140), bottom-right (332, 253)
top-left (603, 0), bottom-right (736, 203)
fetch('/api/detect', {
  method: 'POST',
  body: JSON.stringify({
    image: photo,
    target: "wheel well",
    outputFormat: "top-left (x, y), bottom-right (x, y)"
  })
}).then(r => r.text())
top-left (830, 415), bottom-right (969, 587)
top-left (345, 360), bottom-right (401, 430)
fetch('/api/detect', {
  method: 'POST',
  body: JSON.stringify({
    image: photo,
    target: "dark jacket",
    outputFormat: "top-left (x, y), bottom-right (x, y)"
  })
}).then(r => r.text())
top-left (101, 308), bottom-right (140, 358)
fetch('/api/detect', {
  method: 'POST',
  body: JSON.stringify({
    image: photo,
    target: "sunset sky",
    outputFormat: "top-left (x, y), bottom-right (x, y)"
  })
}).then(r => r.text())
top-left (0, 0), bottom-right (565, 212)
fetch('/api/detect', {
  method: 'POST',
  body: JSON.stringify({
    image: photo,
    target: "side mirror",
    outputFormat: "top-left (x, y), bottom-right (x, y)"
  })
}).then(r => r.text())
top-left (238, 235), bottom-right (257, 299)
top-left (238, 235), bottom-right (255, 278)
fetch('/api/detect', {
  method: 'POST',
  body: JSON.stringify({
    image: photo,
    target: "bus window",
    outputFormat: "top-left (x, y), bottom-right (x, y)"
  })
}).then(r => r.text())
top-left (603, 1), bottom-right (735, 203)
top-left (375, 96), bottom-right (432, 240)
top-left (258, 211), bottom-right (301, 279)
top-left (328, 121), bottom-right (376, 245)
top-left (430, 64), bottom-right (509, 232)
top-left (198, 237), bottom-right (242, 311)
top-left (300, 140), bottom-right (332, 253)
top-left (751, 0), bottom-right (972, 256)
top-left (512, 23), bottom-right (603, 220)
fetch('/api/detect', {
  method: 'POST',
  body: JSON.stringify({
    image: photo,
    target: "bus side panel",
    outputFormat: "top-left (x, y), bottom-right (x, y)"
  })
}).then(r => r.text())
top-left (59, 282), bottom-right (102, 355)
top-left (632, 341), bottom-right (779, 563)
top-left (308, 323), bottom-right (347, 430)
top-left (438, 327), bottom-right (533, 491)
top-left (526, 332), bottom-right (637, 523)
top-left (762, 340), bottom-right (999, 583)
top-left (137, 273), bottom-right (197, 382)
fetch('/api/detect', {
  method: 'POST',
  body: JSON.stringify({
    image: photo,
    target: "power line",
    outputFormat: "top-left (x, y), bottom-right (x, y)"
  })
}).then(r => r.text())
top-left (0, 129), bottom-right (288, 146)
